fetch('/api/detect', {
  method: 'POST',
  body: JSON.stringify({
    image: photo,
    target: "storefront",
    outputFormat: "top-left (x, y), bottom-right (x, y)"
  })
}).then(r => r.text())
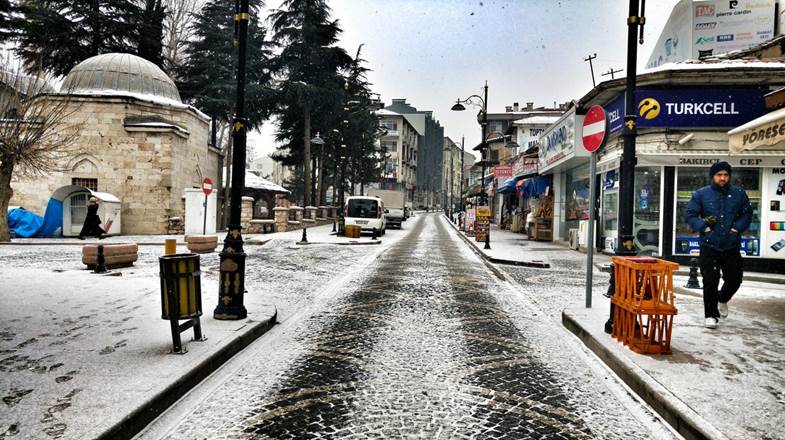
top-left (537, 107), bottom-right (590, 241)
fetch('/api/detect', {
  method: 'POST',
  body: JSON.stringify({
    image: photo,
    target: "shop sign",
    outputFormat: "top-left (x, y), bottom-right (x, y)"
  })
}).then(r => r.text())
top-left (604, 87), bottom-right (769, 133)
top-left (493, 165), bottom-right (513, 178)
top-left (512, 156), bottom-right (538, 177)
top-left (639, 154), bottom-right (785, 168)
top-left (675, 236), bottom-right (760, 256)
top-left (475, 206), bottom-right (491, 243)
top-left (538, 109), bottom-right (588, 172)
top-left (728, 108), bottom-right (785, 153)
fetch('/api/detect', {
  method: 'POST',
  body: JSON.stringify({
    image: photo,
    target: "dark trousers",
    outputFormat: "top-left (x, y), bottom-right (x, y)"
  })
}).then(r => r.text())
top-left (699, 246), bottom-right (743, 319)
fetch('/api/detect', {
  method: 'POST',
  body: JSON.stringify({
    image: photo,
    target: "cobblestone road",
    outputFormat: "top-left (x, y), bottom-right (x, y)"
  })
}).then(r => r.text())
top-left (153, 214), bottom-right (674, 439)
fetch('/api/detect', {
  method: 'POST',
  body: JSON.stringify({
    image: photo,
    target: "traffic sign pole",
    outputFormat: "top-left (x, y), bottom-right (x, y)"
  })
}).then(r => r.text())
top-left (201, 178), bottom-right (213, 236)
top-left (581, 106), bottom-right (609, 309)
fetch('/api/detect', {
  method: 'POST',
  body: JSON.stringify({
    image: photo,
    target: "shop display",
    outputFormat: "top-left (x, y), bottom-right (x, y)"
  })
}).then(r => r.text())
top-left (764, 169), bottom-right (785, 259)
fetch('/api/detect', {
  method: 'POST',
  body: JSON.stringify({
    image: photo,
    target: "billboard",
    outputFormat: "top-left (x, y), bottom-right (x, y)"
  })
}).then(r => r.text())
top-left (647, 0), bottom-right (776, 69)
top-left (604, 86), bottom-right (769, 132)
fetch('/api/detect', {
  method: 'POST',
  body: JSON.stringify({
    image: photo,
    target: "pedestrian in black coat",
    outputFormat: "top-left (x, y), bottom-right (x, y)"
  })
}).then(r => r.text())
top-left (79, 197), bottom-right (105, 239)
top-left (684, 161), bottom-right (752, 329)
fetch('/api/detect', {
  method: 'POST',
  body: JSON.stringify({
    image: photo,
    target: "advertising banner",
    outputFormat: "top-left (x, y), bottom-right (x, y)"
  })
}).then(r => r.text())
top-left (493, 165), bottom-right (513, 179)
top-left (765, 167), bottom-right (785, 259)
top-left (674, 236), bottom-right (760, 256)
top-left (538, 109), bottom-right (588, 172)
top-left (475, 206), bottom-right (491, 243)
top-left (605, 87), bottom-right (769, 133)
top-left (647, 0), bottom-right (775, 69)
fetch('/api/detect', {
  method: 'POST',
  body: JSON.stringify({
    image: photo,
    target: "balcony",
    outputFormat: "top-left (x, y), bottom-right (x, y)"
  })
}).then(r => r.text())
top-left (382, 129), bottom-right (399, 138)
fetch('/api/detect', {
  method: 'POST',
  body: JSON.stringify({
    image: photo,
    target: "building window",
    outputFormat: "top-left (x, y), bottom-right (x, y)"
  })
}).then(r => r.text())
top-left (72, 177), bottom-right (98, 191)
top-left (381, 120), bottom-right (397, 131)
top-left (674, 167), bottom-right (761, 256)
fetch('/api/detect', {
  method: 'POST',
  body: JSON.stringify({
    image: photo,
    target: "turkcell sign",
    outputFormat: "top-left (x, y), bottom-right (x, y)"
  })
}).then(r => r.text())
top-left (604, 87), bottom-right (768, 133)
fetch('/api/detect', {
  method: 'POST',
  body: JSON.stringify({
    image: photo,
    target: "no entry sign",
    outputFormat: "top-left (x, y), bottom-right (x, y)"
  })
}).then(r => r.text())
top-left (582, 105), bottom-right (608, 153)
top-left (202, 177), bottom-right (213, 196)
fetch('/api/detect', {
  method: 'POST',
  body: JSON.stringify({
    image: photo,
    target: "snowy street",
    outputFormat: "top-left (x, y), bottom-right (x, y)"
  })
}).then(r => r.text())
top-left (137, 213), bottom-right (675, 439)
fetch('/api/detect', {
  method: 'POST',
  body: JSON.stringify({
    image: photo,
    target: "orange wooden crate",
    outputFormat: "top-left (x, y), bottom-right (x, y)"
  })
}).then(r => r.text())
top-left (611, 256), bottom-right (679, 355)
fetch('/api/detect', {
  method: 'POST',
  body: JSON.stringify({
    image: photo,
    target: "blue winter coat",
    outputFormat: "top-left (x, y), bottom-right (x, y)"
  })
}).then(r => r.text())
top-left (684, 184), bottom-right (753, 251)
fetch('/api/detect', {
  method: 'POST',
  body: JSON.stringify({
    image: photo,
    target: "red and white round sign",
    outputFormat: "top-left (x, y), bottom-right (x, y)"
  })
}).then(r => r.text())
top-left (582, 105), bottom-right (607, 153)
top-left (202, 177), bottom-right (213, 196)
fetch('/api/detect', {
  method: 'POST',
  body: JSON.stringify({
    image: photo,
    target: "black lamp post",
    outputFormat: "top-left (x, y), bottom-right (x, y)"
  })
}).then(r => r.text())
top-left (605, 0), bottom-right (646, 334)
top-left (452, 81), bottom-right (490, 250)
top-left (301, 132), bottom-right (324, 244)
top-left (215, 0), bottom-right (251, 320)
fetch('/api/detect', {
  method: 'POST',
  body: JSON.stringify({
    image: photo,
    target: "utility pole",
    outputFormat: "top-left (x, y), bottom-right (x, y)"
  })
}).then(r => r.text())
top-left (215, 0), bottom-right (250, 320)
top-left (606, 0), bottom-right (646, 334)
top-left (583, 53), bottom-right (598, 87)
top-left (602, 67), bottom-right (624, 80)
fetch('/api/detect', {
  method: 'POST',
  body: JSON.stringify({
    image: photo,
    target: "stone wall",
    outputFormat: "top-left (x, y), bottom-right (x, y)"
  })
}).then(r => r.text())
top-left (9, 95), bottom-right (219, 235)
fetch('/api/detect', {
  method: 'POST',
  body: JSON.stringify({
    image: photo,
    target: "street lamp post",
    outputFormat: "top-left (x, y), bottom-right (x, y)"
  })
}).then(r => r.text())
top-left (452, 81), bottom-right (490, 250)
top-left (301, 133), bottom-right (324, 244)
top-left (215, 0), bottom-right (251, 320)
top-left (605, 0), bottom-right (645, 333)
top-left (460, 135), bottom-right (465, 228)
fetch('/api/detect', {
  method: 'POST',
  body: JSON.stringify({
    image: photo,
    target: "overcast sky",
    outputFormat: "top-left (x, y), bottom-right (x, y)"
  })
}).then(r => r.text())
top-left (254, 0), bottom-right (682, 160)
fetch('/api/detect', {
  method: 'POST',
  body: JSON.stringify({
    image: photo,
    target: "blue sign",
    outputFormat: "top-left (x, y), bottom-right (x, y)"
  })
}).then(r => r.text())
top-left (605, 87), bottom-right (769, 133)
top-left (675, 236), bottom-right (760, 256)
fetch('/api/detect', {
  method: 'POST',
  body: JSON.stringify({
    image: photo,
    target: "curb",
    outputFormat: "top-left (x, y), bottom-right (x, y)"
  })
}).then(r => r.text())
top-left (96, 309), bottom-right (278, 440)
top-left (561, 310), bottom-right (729, 440)
top-left (295, 240), bottom-right (382, 246)
top-left (441, 215), bottom-right (550, 269)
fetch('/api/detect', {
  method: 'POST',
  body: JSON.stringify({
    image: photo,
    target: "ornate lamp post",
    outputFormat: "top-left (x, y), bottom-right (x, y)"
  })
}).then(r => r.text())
top-left (215, 0), bottom-right (251, 320)
top-left (451, 81), bottom-right (491, 250)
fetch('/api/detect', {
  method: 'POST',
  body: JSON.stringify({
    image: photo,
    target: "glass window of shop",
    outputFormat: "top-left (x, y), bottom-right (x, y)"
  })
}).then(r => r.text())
top-left (674, 167), bottom-right (762, 257)
top-left (600, 170), bottom-right (619, 251)
top-left (633, 167), bottom-right (661, 256)
top-left (565, 163), bottom-right (591, 239)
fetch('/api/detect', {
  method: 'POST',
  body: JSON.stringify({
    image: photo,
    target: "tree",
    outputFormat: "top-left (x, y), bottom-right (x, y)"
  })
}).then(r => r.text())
top-left (269, 0), bottom-right (352, 207)
top-left (136, 0), bottom-right (166, 69)
top-left (0, 0), bottom-right (20, 42)
top-left (13, 0), bottom-right (142, 76)
top-left (176, 0), bottom-right (274, 224)
top-left (0, 71), bottom-right (83, 241)
top-left (161, 0), bottom-right (202, 76)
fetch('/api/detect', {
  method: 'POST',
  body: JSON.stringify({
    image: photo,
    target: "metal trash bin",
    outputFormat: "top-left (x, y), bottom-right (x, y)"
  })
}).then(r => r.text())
top-left (159, 253), bottom-right (205, 353)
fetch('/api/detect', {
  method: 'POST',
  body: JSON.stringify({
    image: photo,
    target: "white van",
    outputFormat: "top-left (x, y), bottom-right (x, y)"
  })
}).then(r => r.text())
top-left (344, 196), bottom-right (386, 234)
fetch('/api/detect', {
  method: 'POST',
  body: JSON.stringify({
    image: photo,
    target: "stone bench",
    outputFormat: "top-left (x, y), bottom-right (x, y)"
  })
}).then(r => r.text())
top-left (185, 235), bottom-right (218, 253)
top-left (249, 219), bottom-right (276, 234)
top-left (82, 243), bottom-right (138, 269)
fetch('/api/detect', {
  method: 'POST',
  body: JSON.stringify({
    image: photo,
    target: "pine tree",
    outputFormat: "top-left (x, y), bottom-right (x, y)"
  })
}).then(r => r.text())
top-left (269, 0), bottom-right (352, 207)
top-left (13, 0), bottom-right (142, 76)
top-left (176, 0), bottom-right (273, 129)
top-left (0, 0), bottom-right (19, 42)
top-left (136, 0), bottom-right (166, 69)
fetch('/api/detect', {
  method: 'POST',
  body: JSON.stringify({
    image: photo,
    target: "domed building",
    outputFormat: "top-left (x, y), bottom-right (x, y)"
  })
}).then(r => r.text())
top-left (10, 53), bottom-right (221, 235)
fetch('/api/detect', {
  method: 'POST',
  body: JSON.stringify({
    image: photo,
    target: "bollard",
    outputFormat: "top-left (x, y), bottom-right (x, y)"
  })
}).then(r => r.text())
top-left (164, 238), bottom-right (176, 255)
top-left (94, 244), bottom-right (107, 274)
top-left (604, 263), bottom-right (615, 334)
top-left (371, 227), bottom-right (377, 240)
top-left (301, 226), bottom-right (308, 243)
top-left (685, 257), bottom-right (701, 288)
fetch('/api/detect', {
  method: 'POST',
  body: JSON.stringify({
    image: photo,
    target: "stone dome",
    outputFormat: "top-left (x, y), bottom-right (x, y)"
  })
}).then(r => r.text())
top-left (61, 53), bottom-right (181, 103)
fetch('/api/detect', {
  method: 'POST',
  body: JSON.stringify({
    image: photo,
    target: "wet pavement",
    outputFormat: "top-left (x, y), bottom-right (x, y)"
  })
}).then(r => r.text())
top-left (152, 214), bottom-right (673, 439)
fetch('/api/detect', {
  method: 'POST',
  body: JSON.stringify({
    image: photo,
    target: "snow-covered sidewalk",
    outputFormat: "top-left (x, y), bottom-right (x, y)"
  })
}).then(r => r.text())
top-left (0, 221), bottom-right (409, 439)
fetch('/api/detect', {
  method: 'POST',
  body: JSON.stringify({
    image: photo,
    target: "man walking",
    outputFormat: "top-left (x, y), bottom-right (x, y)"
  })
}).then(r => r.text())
top-left (685, 161), bottom-right (752, 329)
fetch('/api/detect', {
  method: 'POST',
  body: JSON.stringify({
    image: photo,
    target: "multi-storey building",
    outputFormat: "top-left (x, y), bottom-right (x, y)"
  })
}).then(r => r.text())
top-left (442, 137), bottom-right (464, 211)
top-left (376, 105), bottom-right (420, 204)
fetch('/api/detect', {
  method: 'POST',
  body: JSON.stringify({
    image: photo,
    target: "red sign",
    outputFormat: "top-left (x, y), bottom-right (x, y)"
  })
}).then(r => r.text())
top-left (202, 177), bottom-right (213, 196)
top-left (582, 105), bottom-right (607, 153)
top-left (493, 165), bottom-right (513, 178)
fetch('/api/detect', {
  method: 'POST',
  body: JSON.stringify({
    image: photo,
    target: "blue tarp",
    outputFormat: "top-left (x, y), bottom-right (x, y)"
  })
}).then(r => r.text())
top-left (7, 198), bottom-right (63, 238)
top-left (497, 177), bottom-right (519, 194)
top-left (7, 208), bottom-right (43, 238)
top-left (518, 174), bottom-right (553, 198)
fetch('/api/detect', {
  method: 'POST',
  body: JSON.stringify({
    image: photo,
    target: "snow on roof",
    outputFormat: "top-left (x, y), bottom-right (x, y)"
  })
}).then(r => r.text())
top-left (728, 107), bottom-right (785, 135)
top-left (375, 109), bottom-right (401, 116)
top-left (61, 89), bottom-right (210, 121)
top-left (221, 169), bottom-right (290, 193)
top-left (642, 59), bottom-right (785, 75)
top-left (513, 115), bottom-right (561, 125)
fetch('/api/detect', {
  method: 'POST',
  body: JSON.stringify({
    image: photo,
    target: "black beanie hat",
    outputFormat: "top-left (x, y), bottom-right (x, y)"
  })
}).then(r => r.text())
top-left (709, 161), bottom-right (732, 178)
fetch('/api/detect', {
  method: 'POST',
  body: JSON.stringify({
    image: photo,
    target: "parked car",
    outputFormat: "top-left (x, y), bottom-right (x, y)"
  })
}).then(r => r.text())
top-left (368, 189), bottom-right (405, 229)
top-left (344, 196), bottom-right (386, 235)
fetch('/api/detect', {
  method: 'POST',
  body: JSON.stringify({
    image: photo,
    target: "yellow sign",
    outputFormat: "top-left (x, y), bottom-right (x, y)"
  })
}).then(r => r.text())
top-left (638, 98), bottom-right (661, 120)
top-left (476, 206), bottom-right (491, 217)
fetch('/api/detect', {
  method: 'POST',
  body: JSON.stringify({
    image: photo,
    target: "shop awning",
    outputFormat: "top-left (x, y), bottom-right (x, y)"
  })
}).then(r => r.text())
top-left (728, 107), bottom-right (785, 153)
top-left (517, 174), bottom-right (553, 198)
top-left (497, 177), bottom-right (519, 194)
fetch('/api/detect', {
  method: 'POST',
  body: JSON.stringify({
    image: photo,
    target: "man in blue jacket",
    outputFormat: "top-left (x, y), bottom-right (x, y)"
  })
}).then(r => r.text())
top-left (685, 161), bottom-right (752, 329)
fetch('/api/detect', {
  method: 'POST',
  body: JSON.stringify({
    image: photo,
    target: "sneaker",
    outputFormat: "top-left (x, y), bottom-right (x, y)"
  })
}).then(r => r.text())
top-left (719, 302), bottom-right (729, 319)
top-left (704, 317), bottom-right (719, 329)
